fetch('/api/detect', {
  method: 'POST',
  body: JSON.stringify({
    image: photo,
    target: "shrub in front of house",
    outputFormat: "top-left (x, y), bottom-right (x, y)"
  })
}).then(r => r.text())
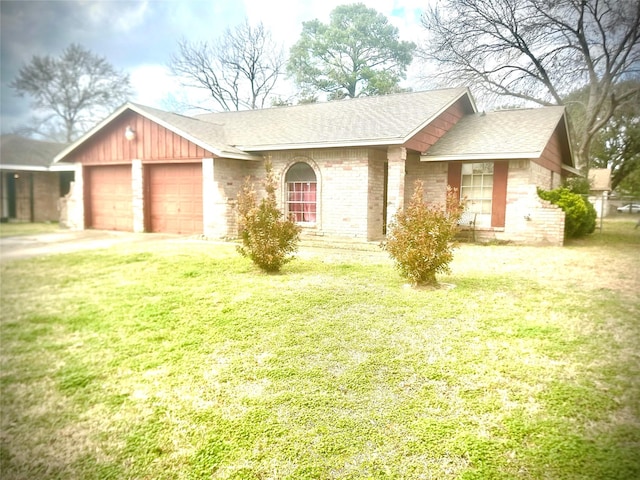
top-left (537, 187), bottom-right (596, 238)
top-left (237, 161), bottom-right (301, 272)
top-left (384, 181), bottom-right (464, 287)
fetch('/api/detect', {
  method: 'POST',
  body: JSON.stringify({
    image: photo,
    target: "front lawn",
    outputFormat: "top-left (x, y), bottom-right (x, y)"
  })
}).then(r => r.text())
top-left (1, 220), bottom-right (639, 479)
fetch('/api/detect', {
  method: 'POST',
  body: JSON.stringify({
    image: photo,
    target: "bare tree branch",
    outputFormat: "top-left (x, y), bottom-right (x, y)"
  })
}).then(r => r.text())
top-left (10, 43), bottom-right (131, 142)
top-left (419, 0), bottom-right (640, 169)
top-left (169, 19), bottom-right (284, 111)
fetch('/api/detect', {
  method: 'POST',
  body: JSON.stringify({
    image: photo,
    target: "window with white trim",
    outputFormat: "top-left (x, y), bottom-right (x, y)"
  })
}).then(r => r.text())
top-left (461, 162), bottom-right (493, 224)
top-left (285, 162), bottom-right (317, 224)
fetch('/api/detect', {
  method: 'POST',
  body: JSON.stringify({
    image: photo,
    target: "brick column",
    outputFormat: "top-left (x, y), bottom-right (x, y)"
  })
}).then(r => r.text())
top-left (131, 159), bottom-right (145, 233)
top-left (65, 163), bottom-right (85, 230)
top-left (202, 158), bottom-right (227, 238)
top-left (386, 146), bottom-right (407, 232)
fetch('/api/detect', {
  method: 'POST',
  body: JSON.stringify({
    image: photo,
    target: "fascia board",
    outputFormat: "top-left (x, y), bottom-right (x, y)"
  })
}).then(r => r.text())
top-left (420, 151), bottom-right (541, 162)
top-left (0, 164), bottom-right (75, 172)
top-left (238, 138), bottom-right (404, 152)
top-left (54, 103), bottom-right (261, 163)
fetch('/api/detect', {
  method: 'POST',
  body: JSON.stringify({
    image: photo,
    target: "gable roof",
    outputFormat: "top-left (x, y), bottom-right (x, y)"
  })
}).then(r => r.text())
top-left (53, 87), bottom-right (574, 169)
top-left (54, 103), bottom-right (260, 163)
top-left (195, 87), bottom-right (474, 150)
top-left (420, 106), bottom-right (571, 162)
top-left (0, 134), bottom-right (73, 171)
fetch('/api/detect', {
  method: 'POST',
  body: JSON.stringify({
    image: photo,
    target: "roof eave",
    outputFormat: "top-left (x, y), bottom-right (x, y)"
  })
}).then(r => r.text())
top-left (239, 138), bottom-right (404, 152)
top-left (127, 105), bottom-right (261, 160)
top-left (54, 103), bottom-right (132, 163)
top-left (561, 163), bottom-right (581, 176)
top-left (54, 102), bottom-right (261, 163)
top-left (0, 163), bottom-right (76, 172)
top-left (217, 151), bottom-right (263, 161)
top-left (420, 151), bottom-right (539, 162)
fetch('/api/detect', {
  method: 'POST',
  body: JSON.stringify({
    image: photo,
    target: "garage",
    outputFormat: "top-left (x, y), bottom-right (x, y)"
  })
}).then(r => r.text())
top-left (147, 163), bottom-right (203, 234)
top-left (86, 165), bottom-right (132, 231)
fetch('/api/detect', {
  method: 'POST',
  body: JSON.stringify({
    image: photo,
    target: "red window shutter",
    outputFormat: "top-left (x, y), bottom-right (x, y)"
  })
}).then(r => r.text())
top-left (491, 161), bottom-right (509, 228)
top-left (447, 163), bottom-right (462, 192)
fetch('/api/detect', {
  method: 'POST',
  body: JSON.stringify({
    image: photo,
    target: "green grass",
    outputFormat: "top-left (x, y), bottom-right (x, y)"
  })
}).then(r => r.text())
top-left (0, 222), bottom-right (61, 238)
top-left (1, 219), bottom-right (639, 479)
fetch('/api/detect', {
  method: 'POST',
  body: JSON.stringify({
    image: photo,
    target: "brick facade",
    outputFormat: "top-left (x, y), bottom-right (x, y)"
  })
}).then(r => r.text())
top-left (266, 148), bottom-right (381, 240)
top-left (63, 149), bottom-right (567, 246)
top-left (58, 99), bottom-right (572, 246)
top-left (403, 158), bottom-right (566, 246)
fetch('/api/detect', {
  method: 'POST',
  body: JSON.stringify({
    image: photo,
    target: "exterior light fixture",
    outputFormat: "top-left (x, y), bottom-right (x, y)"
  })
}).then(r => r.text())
top-left (124, 125), bottom-right (136, 141)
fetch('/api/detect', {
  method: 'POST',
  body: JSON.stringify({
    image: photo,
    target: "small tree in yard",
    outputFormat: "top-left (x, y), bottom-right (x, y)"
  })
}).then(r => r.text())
top-left (237, 161), bottom-right (301, 272)
top-left (384, 181), bottom-right (464, 287)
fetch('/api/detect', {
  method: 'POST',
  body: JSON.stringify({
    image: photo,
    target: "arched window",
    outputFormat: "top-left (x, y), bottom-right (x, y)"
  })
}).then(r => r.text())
top-left (285, 162), bottom-right (317, 224)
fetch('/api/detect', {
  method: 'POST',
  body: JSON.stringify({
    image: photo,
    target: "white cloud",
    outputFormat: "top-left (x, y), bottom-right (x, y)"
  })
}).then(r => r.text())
top-left (115, 0), bottom-right (150, 32)
top-left (129, 64), bottom-right (181, 106)
top-left (82, 0), bottom-right (150, 32)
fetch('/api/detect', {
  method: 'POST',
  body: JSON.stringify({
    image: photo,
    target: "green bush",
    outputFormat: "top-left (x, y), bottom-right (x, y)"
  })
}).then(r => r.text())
top-left (383, 181), bottom-right (464, 286)
top-left (537, 187), bottom-right (596, 238)
top-left (237, 161), bottom-right (301, 272)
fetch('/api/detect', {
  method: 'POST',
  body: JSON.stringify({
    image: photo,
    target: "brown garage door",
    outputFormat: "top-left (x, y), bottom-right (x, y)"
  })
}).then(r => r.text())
top-left (148, 163), bottom-right (202, 234)
top-left (87, 165), bottom-right (132, 231)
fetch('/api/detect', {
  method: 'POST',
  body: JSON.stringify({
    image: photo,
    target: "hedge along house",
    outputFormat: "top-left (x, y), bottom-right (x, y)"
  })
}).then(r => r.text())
top-left (0, 135), bottom-right (74, 223)
top-left (54, 88), bottom-right (578, 245)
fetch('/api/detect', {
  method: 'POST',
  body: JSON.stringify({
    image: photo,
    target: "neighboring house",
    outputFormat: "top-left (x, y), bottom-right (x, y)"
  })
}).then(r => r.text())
top-left (0, 135), bottom-right (74, 223)
top-left (588, 168), bottom-right (612, 218)
top-left (54, 88), bottom-right (578, 245)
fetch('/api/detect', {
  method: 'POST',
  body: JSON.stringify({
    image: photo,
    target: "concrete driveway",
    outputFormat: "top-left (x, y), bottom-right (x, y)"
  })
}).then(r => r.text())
top-left (0, 230), bottom-right (182, 262)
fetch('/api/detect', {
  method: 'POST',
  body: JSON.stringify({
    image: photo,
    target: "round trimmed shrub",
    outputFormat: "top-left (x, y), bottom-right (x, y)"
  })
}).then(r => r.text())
top-left (538, 187), bottom-right (596, 238)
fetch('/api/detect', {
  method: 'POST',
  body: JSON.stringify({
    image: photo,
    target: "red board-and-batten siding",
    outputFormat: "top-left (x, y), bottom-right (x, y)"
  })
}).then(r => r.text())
top-left (534, 123), bottom-right (570, 174)
top-left (403, 96), bottom-right (473, 153)
top-left (67, 111), bottom-right (214, 165)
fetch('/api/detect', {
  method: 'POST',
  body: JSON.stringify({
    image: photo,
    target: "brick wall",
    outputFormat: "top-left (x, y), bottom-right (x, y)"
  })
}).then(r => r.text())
top-left (61, 164), bottom-right (84, 230)
top-left (203, 157), bottom-right (255, 239)
top-left (266, 148), bottom-right (374, 239)
top-left (405, 153), bottom-right (448, 204)
top-left (403, 159), bottom-right (565, 246)
top-left (367, 149), bottom-right (386, 240)
top-left (496, 162), bottom-right (565, 246)
top-left (220, 153), bottom-right (566, 245)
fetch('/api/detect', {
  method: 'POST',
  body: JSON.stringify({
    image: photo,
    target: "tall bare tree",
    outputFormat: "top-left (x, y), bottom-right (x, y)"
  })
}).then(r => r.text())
top-left (169, 19), bottom-right (284, 111)
top-left (420, 0), bottom-right (640, 170)
top-left (10, 43), bottom-right (131, 142)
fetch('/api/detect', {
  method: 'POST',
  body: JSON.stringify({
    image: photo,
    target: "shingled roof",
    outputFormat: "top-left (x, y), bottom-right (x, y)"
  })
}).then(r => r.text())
top-left (55, 88), bottom-right (576, 167)
top-left (420, 106), bottom-right (569, 161)
top-left (0, 134), bottom-right (71, 170)
top-left (195, 87), bottom-right (473, 150)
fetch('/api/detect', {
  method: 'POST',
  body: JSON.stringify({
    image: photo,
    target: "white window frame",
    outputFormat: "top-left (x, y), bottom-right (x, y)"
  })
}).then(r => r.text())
top-left (461, 162), bottom-right (493, 227)
top-left (285, 162), bottom-right (317, 226)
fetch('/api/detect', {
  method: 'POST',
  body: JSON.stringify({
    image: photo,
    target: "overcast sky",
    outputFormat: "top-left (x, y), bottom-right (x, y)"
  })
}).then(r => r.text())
top-left (0, 0), bottom-right (431, 136)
